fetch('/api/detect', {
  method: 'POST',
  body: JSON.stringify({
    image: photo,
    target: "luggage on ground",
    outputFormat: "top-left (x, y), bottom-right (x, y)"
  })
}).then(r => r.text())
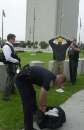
top-left (36, 106), bottom-right (66, 129)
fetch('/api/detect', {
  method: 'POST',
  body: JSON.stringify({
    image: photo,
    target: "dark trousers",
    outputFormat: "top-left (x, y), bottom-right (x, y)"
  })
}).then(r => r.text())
top-left (16, 77), bottom-right (36, 130)
top-left (3, 63), bottom-right (17, 99)
top-left (69, 60), bottom-right (78, 84)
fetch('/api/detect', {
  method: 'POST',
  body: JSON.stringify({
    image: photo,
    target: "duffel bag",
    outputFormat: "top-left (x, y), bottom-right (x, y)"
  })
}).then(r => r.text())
top-left (36, 106), bottom-right (66, 129)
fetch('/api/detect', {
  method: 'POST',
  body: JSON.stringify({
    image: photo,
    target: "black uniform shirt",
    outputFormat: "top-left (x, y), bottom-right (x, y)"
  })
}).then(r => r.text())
top-left (30, 66), bottom-right (56, 91)
top-left (68, 45), bottom-right (79, 61)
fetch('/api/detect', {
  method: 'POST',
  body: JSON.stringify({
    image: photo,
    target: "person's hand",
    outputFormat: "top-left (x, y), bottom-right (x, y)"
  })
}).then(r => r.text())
top-left (15, 54), bottom-right (21, 63)
top-left (39, 104), bottom-right (46, 112)
top-left (70, 43), bottom-right (75, 49)
top-left (14, 61), bottom-right (19, 65)
top-left (16, 57), bottom-right (21, 63)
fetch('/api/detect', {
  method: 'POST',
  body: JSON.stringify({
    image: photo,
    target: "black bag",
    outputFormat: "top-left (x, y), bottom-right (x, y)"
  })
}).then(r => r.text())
top-left (0, 43), bottom-right (21, 64)
top-left (0, 51), bottom-right (6, 63)
top-left (37, 106), bottom-right (66, 129)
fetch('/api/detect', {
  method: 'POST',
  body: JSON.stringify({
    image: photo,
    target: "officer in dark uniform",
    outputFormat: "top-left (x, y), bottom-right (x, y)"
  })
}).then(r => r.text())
top-left (68, 39), bottom-right (80, 85)
top-left (15, 65), bottom-right (65, 130)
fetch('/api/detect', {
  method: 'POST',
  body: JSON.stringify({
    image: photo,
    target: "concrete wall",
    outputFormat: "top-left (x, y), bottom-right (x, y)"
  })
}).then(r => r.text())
top-left (0, 59), bottom-right (84, 91)
top-left (26, 0), bottom-right (79, 42)
top-left (0, 63), bottom-right (7, 91)
top-left (48, 59), bottom-right (84, 81)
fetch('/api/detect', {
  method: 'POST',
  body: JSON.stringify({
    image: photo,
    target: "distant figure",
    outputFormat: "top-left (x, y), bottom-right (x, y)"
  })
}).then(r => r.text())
top-left (15, 64), bottom-right (65, 130)
top-left (49, 36), bottom-right (72, 75)
top-left (68, 39), bottom-right (80, 85)
top-left (2, 33), bottom-right (20, 101)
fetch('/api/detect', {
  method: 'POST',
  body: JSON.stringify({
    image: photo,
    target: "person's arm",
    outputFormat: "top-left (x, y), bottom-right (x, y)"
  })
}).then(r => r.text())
top-left (56, 36), bottom-right (72, 47)
top-left (39, 87), bottom-right (47, 112)
top-left (70, 44), bottom-right (80, 52)
top-left (49, 38), bottom-right (56, 44)
top-left (63, 37), bottom-right (72, 47)
top-left (74, 47), bottom-right (80, 52)
top-left (49, 38), bottom-right (57, 49)
top-left (49, 36), bottom-right (67, 44)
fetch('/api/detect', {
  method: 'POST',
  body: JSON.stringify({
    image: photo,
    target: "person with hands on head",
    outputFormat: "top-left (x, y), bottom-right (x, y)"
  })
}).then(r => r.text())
top-left (49, 36), bottom-right (72, 91)
top-left (49, 36), bottom-right (72, 75)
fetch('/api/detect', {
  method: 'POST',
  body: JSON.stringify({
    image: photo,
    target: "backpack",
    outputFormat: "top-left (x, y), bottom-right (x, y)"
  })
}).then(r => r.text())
top-left (0, 43), bottom-right (20, 64)
top-left (0, 51), bottom-right (6, 63)
top-left (0, 43), bottom-right (13, 63)
top-left (36, 106), bottom-right (66, 129)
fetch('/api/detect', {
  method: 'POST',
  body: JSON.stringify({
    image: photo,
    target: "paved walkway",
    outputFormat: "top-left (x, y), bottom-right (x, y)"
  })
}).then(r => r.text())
top-left (34, 90), bottom-right (84, 130)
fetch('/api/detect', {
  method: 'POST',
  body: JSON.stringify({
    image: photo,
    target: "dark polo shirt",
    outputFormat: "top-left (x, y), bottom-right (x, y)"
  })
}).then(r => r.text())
top-left (30, 66), bottom-right (56, 91)
top-left (49, 38), bottom-right (72, 61)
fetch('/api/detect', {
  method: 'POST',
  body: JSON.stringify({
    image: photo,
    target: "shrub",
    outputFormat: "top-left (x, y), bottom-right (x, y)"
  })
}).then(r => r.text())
top-left (26, 40), bottom-right (32, 48)
top-left (26, 41), bottom-right (38, 48)
top-left (36, 50), bottom-right (43, 53)
top-left (39, 41), bottom-right (49, 49)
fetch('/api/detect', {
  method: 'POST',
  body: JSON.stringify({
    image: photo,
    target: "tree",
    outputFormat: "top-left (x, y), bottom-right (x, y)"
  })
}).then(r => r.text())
top-left (26, 40), bottom-right (32, 48)
top-left (20, 41), bottom-right (26, 48)
top-left (39, 41), bottom-right (49, 49)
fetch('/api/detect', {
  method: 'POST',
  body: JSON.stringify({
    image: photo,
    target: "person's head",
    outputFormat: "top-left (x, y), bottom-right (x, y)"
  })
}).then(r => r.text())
top-left (56, 36), bottom-right (64, 45)
top-left (55, 74), bottom-right (66, 87)
top-left (7, 33), bottom-right (16, 43)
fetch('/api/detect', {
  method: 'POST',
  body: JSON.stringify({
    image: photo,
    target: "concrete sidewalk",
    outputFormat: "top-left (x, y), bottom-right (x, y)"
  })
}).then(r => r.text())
top-left (34, 90), bottom-right (84, 130)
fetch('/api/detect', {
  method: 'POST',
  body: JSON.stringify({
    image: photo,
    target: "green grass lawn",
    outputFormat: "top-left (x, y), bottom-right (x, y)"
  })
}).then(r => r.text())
top-left (17, 51), bottom-right (52, 67)
top-left (17, 50), bottom-right (84, 66)
top-left (0, 51), bottom-right (84, 130)
top-left (79, 49), bottom-right (84, 58)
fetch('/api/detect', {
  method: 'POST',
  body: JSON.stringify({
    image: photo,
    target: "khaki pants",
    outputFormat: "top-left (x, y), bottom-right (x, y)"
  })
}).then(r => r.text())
top-left (52, 60), bottom-right (64, 75)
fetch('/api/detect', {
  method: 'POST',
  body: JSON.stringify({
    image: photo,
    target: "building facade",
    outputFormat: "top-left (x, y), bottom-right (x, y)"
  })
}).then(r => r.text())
top-left (25, 0), bottom-right (79, 42)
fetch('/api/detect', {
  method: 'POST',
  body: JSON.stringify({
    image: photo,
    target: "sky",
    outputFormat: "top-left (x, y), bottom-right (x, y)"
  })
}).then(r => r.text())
top-left (0, 0), bottom-right (84, 42)
top-left (0, 0), bottom-right (26, 41)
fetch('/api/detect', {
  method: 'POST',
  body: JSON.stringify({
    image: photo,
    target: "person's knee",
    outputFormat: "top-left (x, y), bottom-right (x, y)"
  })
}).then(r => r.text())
top-left (56, 74), bottom-right (66, 87)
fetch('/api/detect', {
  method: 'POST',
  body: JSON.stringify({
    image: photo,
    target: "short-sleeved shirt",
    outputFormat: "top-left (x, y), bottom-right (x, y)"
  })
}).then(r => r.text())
top-left (30, 66), bottom-right (56, 91)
